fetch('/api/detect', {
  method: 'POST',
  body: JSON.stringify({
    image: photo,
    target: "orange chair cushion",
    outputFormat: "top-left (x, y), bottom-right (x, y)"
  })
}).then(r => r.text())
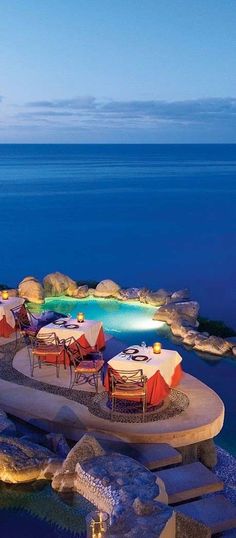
top-left (32, 345), bottom-right (63, 356)
top-left (112, 388), bottom-right (145, 398)
top-left (74, 360), bottom-right (104, 373)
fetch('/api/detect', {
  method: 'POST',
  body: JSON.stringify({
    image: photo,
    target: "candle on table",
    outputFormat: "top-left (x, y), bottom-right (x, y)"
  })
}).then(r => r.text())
top-left (153, 342), bottom-right (162, 354)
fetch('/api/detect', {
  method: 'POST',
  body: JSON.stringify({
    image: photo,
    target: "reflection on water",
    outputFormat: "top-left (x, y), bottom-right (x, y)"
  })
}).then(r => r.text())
top-left (0, 480), bottom-right (92, 538)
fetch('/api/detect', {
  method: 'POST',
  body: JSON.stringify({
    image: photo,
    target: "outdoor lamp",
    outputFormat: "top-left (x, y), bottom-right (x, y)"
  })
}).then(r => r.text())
top-left (153, 342), bottom-right (162, 354)
top-left (2, 290), bottom-right (9, 300)
top-left (77, 312), bottom-right (85, 323)
top-left (86, 510), bottom-right (110, 538)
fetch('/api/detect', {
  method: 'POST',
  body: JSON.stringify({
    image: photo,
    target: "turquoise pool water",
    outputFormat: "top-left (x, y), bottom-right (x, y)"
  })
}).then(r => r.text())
top-left (37, 296), bottom-right (236, 456)
top-left (41, 296), bottom-right (168, 343)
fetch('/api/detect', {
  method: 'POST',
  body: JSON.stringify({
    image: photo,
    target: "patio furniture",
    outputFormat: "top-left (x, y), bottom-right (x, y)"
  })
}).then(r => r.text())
top-left (110, 368), bottom-right (147, 422)
top-left (28, 332), bottom-right (65, 378)
top-left (38, 319), bottom-right (105, 360)
top-left (11, 304), bottom-right (39, 343)
top-left (104, 346), bottom-right (183, 406)
top-left (65, 338), bottom-right (104, 391)
top-left (0, 297), bottom-right (25, 338)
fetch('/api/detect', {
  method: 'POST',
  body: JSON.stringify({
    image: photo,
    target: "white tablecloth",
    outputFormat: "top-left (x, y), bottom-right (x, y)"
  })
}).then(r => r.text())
top-left (108, 346), bottom-right (182, 386)
top-left (38, 319), bottom-right (103, 348)
top-left (0, 297), bottom-right (25, 328)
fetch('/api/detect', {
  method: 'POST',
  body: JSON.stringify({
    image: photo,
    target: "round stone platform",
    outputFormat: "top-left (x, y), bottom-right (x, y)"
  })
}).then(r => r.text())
top-left (0, 345), bottom-right (225, 447)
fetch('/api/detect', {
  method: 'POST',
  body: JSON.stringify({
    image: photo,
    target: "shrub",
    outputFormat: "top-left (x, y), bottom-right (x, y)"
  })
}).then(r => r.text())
top-left (198, 317), bottom-right (236, 338)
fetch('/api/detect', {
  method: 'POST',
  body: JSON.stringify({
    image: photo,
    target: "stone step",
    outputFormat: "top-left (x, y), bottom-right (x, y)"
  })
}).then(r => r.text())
top-left (128, 442), bottom-right (182, 470)
top-left (176, 495), bottom-right (236, 535)
top-left (89, 432), bottom-right (182, 469)
top-left (155, 462), bottom-right (224, 504)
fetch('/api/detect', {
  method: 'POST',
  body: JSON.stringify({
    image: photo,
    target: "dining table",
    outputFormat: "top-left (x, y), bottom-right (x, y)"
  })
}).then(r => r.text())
top-left (104, 345), bottom-right (183, 406)
top-left (38, 318), bottom-right (105, 364)
top-left (0, 296), bottom-right (25, 337)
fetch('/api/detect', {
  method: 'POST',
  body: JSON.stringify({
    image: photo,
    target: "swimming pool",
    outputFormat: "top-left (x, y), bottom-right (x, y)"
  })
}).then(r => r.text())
top-left (40, 295), bottom-right (167, 344)
top-left (35, 296), bottom-right (236, 456)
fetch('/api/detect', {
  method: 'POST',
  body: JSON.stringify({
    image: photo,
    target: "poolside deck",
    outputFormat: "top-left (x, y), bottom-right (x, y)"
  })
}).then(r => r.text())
top-left (0, 336), bottom-right (224, 446)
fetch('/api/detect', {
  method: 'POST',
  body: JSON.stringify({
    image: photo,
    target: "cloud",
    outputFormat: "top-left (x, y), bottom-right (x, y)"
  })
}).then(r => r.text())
top-left (26, 96), bottom-right (96, 110)
top-left (23, 96), bottom-right (236, 126)
top-left (2, 95), bottom-right (236, 143)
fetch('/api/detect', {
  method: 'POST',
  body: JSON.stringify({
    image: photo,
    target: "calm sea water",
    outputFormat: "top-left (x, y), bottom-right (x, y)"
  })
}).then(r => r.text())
top-left (0, 145), bottom-right (235, 533)
top-left (0, 144), bottom-right (235, 327)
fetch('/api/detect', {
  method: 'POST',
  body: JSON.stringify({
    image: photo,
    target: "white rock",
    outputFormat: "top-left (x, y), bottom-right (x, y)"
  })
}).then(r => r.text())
top-left (18, 276), bottom-right (44, 304)
top-left (94, 279), bottom-right (120, 297)
top-left (43, 272), bottom-right (77, 297)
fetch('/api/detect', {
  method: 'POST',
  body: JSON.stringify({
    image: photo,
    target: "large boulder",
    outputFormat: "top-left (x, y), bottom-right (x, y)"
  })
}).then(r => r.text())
top-left (194, 335), bottom-right (232, 356)
top-left (145, 289), bottom-right (171, 306)
top-left (43, 272), bottom-right (77, 297)
top-left (61, 434), bottom-right (105, 472)
top-left (170, 288), bottom-right (190, 302)
top-left (94, 279), bottom-right (120, 298)
top-left (116, 288), bottom-right (142, 301)
top-left (182, 330), bottom-right (199, 346)
top-left (18, 276), bottom-right (44, 304)
top-left (153, 301), bottom-right (199, 326)
top-left (170, 322), bottom-right (189, 339)
top-left (72, 285), bottom-right (89, 298)
top-left (0, 436), bottom-right (61, 483)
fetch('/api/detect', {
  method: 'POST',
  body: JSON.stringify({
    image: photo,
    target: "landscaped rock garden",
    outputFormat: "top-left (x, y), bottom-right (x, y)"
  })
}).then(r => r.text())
top-left (0, 413), bottom-right (234, 537)
top-left (0, 407), bottom-right (176, 537)
top-left (1, 271), bottom-right (235, 358)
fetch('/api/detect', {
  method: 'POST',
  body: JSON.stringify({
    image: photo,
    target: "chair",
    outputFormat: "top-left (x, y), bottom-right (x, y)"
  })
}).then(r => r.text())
top-left (109, 368), bottom-right (147, 422)
top-left (65, 338), bottom-right (104, 392)
top-left (28, 332), bottom-right (65, 378)
top-left (11, 304), bottom-right (39, 347)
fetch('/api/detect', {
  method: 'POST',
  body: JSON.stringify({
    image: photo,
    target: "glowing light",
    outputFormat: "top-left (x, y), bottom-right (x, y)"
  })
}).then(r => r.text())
top-left (77, 312), bottom-right (85, 323)
top-left (128, 318), bottom-right (165, 331)
top-left (153, 342), bottom-right (162, 353)
top-left (2, 290), bottom-right (9, 300)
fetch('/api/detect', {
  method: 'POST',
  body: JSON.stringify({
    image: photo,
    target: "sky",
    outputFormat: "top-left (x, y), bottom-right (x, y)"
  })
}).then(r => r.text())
top-left (0, 0), bottom-right (236, 143)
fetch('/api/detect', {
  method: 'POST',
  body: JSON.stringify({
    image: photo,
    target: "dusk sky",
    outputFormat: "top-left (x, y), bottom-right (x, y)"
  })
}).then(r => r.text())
top-left (1, 0), bottom-right (236, 143)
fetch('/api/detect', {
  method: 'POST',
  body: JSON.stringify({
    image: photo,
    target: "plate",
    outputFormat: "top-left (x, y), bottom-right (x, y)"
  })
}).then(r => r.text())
top-left (54, 319), bottom-right (66, 326)
top-left (132, 355), bottom-right (148, 362)
top-left (64, 323), bottom-right (79, 329)
top-left (123, 348), bottom-right (139, 355)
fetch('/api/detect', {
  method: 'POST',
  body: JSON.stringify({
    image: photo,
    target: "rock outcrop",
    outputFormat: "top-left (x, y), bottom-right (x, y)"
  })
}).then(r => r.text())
top-left (73, 285), bottom-right (89, 298)
top-left (0, 436), bottom-right (61, 483)
top-left (52, 434), bottom-right (176, 537)
top-left (116, 288), bottom-right (142, 301)
top-left (170, 288), bottom-right (190, 302)
top-left (193, 335), bottom-right (232, 356)
top-left (182, 330), bottom-right (199, 346)
top-left (61, 434), bottom-right (105, 471)
top-left (146, 289), bottom-right (171, 306)
top-left (18, 276), bottom-right (44, 304)
top-left (43, 272), bottom-right (77, 297)
top-left (153, 301), bottom-right (200, 326)
top-left (94, 279), bottom-right (120, 297)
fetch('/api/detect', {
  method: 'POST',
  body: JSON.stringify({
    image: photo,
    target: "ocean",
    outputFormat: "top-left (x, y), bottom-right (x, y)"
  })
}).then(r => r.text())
top-left (0, 143), bottom-right (235, 327)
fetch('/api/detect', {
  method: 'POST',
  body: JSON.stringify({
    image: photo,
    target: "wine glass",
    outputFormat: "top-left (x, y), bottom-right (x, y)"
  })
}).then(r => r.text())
top-left (141, 341), bottom-right (146, 349)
